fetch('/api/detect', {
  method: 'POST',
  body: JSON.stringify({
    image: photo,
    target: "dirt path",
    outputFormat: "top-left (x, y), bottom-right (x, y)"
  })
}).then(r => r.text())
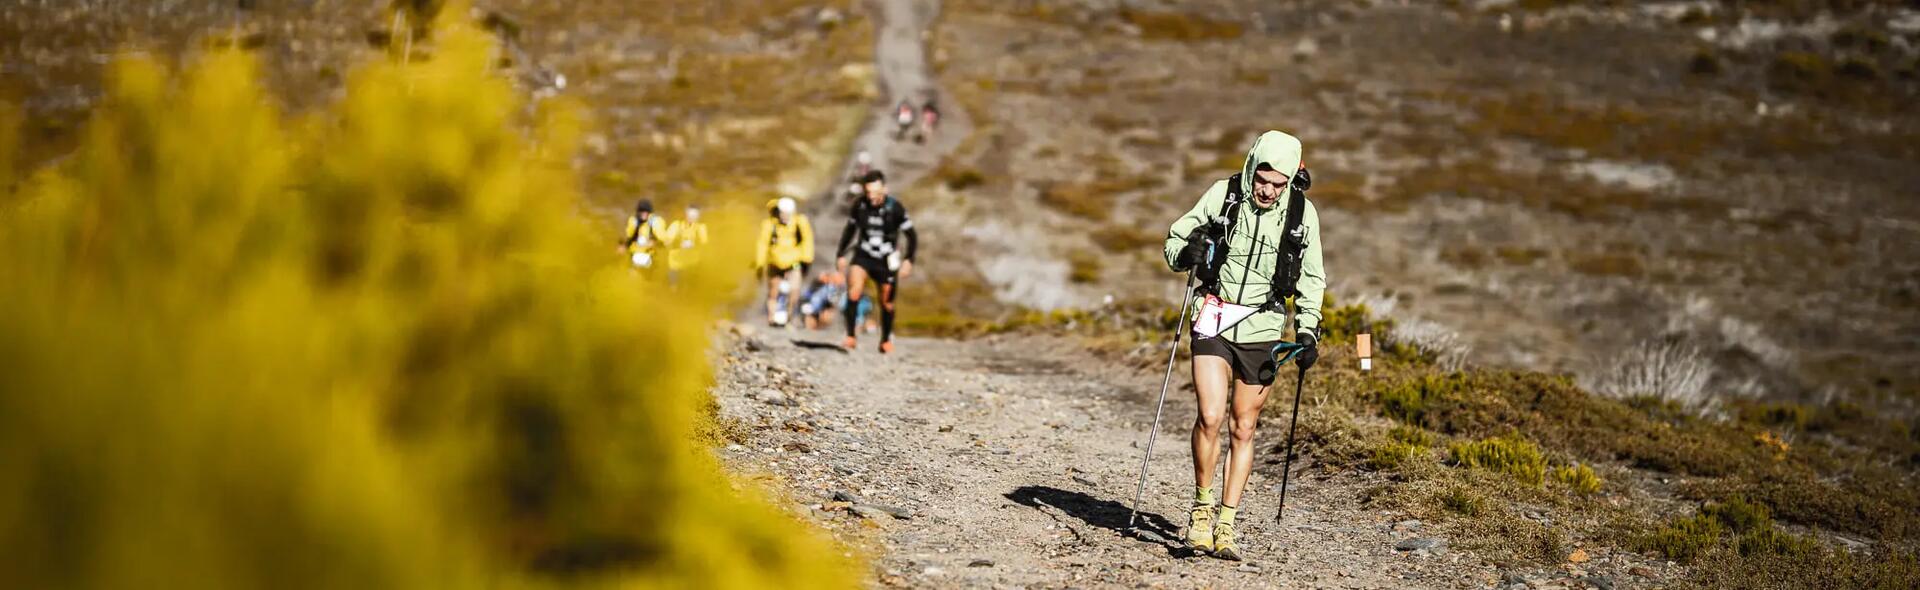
top-left (715, 332), bottom-right (1521, 588)
top-left (807, 0), bottom-right (970, 265)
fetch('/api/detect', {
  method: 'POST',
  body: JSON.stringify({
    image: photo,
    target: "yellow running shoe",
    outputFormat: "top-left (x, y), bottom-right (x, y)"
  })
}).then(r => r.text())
top-left (1211, 520), bottom-right (1242, 561)
top-left (1186, 504), bottom-right (1216, 553)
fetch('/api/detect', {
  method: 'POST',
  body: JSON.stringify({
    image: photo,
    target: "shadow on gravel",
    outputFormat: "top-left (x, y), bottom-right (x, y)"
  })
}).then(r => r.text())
top-left (1005, 485), bottom-right (1183, 552)
top-left (791, 339), bottom-right (851, 353)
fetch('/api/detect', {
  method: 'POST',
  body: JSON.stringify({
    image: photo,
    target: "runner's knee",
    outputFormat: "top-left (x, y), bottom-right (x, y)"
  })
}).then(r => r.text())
top-left (1230, 420), bottom-right (1258, 444)
top-left (1196, 408), bottom-right (1226, 431)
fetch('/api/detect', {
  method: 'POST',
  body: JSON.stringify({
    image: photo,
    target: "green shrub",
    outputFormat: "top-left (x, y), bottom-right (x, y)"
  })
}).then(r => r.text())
top-left (1736, 526), bottom-right (1818, 558)
top-left (1389, 424), bottom-right (1434, 447)
top-left (1741, 402), bottom-right (1812, 430)
top-left (1639, 514), bottom-right (1724, 563)
top-left (1703, 495), bottom-right (1772, 533)
top-left (1771, 51), bottom-right (1831, 89)
top-left (1832, 27), bottom-right (1893, 53)
top-left (1440, 486), bottom-right (1486, 517)
top-left (0, 20), bottom-right (850, 589)
top-left (1552, 463), bottom-right (1603, 495)
top-left (1449, 435), bottom-right (1548, 486)
top-left (1689, 48), bottom-right (1724, 76)
top-left (1368, 441), bottom-right (1421, 471)
top-left (1378, 373), bottom-right (1470, 425)
top-left (1316, 300), bottom-right (1380, 344)
top-left (1837, 56), bottom-right (1882, 80)
top-left (1699, 472), bottom-right (1917, 541)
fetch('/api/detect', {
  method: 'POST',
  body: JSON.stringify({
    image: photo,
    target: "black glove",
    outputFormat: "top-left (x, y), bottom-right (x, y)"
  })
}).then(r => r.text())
top-left (1174, 226), bottom-right (1212, 272)
top-left (1294, 331), bottom-right (1318, 371)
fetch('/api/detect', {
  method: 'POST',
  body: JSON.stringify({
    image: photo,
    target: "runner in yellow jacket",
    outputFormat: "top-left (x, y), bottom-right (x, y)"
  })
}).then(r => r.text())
top-left (756, 197), bottom-right (814, 327)
top-left (619, 198), bottom-right (669, 275)
top-left (666, 203), bottom-right (709, 276)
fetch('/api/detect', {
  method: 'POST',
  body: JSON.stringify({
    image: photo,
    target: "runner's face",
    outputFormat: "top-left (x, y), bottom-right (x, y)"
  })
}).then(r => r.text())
top-left (1251, 167), bottom-right (1290, 207)
top-left (863, 180), bottom-right (886, 204)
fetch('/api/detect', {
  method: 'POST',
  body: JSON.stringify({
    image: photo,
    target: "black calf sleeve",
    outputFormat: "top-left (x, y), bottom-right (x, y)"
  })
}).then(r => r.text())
top-left (845, 294), bottom-right (860, 337)
top-left (880, 285), bottom-right (897, 342)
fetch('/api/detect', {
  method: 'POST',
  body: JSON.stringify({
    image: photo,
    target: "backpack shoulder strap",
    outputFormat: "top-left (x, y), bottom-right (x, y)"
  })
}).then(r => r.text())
top-left (1264, 186), bottom-right (1310, 309)
top-left (1282, 185), bottom-right (1307, 240)
top-left (1218, 173), bottom-right (1245, 235)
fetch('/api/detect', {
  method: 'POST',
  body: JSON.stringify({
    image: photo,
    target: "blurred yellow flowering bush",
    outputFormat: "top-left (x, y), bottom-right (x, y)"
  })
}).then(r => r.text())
top-left (0, 15), bottom-right (848, 590)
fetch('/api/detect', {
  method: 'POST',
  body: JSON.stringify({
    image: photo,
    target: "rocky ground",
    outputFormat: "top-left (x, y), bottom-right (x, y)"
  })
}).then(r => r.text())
top-left (711, 327), bottom-right (1677, 589)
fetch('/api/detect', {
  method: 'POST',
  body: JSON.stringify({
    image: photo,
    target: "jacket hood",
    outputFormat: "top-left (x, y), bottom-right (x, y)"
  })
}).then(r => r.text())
top-left (1238, 130), bottom-right (1303, 209)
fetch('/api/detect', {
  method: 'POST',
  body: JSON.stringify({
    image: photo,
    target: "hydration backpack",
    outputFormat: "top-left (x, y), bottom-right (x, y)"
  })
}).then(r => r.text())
top-left (1195, 172), bottom-right (1310, 313)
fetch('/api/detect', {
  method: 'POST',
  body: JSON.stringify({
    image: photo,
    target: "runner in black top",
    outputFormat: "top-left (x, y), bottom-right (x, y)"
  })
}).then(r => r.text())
top-left (836, 170), bottom-right (918, 353)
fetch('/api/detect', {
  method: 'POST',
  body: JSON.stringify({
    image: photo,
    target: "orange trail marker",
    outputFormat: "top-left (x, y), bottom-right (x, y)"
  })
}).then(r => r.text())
top-left (1357, 333), bottom-right (1372, 371)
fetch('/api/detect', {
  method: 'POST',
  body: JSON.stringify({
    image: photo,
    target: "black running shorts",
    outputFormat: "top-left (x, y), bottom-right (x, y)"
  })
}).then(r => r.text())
top-left (1192, 337), bottom-right (1283, 386)
top-left (763, 263), bottom-right (801, 281)
top-left (849, 254), bottom-right (896, 286)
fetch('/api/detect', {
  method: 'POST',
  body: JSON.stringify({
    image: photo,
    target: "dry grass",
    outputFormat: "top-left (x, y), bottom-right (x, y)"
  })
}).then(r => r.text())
top-left (1117, 8), bottom-right (1244, 42)
top-left (1580, 340), bottom-right (1716, 410)
top-left (1089, 224), bottom-right (1160, 253)
top-left (1066, 250), bottom-right (1102, 284)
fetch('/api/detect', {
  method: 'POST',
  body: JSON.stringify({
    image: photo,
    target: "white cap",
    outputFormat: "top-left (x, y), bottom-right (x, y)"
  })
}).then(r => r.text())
top-left (776, 197), bottom-right (797, 215)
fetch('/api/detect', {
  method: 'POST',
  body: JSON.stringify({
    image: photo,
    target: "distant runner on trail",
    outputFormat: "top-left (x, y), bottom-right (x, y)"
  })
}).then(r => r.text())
top-left (1163, 130), bottom-right (1325, 561)
top-left (799, 271), bottom-right (846, 330)
top-left (917, 98), bottom-right (939, 143)
top-left (619, 198), bottom-right (668, 273)
top-left (894, 100), bottom-right (916, 140)
top-left (757, 197), bottom-right (814, 328)
top-left (665, 203), bottom-right (709, 280)
top-left (854, 149), bottom-right (874, 178)
top-left (837, 170), bottom-right (917, 353)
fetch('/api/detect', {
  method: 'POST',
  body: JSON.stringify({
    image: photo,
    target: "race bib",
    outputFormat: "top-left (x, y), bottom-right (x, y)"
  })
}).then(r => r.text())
top-left (1192, 295), bottom-right (1257, 339)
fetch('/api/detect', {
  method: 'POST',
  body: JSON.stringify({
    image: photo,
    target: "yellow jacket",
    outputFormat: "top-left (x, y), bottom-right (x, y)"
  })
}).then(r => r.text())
top-left (665, 220), bottom-right (709, 271)
top-left (756, 216), bottom-right (814, 270)
top-left (624, 215), bottom-right (668, 255)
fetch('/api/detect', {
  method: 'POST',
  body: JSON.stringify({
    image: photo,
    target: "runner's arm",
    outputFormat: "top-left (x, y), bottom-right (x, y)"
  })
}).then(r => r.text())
top-left (1292, 200), bottom-right (1326, 335)
top-left (660, 220), bottom-right (680, 247)
top-left (754, 219), bottom-right (772, 269)
top-left (898, 208), bottom-right (918, 262)
top-left (798, 217), bottom-right (816, 264)
top-left (836, 213), bottom-right (858, 258)
top-left (1163, 181), bottom-right (1228, 271)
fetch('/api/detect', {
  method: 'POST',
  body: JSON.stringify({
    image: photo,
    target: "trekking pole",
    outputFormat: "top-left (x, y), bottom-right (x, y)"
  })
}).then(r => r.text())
top-left (1271, 294), bottom-right (1311, 522)
top-left (1125, 269), bottom-right (1199, 537)
top-left (1275, 362), bottom-right (1307, 522)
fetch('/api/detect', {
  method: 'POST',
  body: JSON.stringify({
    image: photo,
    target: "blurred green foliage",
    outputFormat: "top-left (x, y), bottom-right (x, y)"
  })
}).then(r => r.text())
top-left (0, 14), bottom-right (849, 590)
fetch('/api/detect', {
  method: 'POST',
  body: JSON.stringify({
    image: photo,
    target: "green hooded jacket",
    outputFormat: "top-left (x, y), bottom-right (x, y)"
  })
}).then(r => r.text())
top-left (1162, 130), bottom-right (1326, 344)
